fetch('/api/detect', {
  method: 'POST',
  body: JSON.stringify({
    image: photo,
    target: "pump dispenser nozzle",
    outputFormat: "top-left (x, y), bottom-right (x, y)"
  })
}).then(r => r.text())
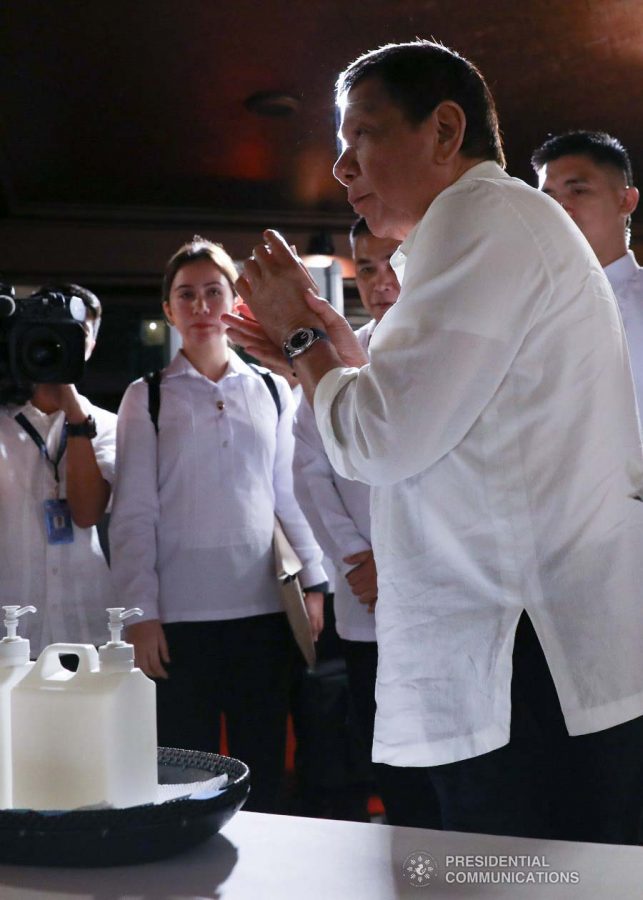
top-left (0, 605), bottom-right (37, 667)
top-left (99, 608), bottom-right (144, 672)
top-left (106, 607), bottom-right (143, 644)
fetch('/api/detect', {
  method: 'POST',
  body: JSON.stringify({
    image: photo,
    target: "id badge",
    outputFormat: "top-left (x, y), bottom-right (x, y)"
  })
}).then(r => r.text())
top-left (43, 498), bottom-right (74, 545)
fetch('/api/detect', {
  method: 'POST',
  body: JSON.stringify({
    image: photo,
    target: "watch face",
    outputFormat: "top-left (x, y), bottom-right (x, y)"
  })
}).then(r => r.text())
top-left (284, 327), bottom-right (326, 362)
top-left (291, 329), bottom-right (312, 350)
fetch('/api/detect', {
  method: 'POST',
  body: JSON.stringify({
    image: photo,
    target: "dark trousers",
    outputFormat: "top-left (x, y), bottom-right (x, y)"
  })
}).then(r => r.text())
top-left (155, 613), bottom-right (292, 814)
top-left (418, 612), bottom-right (643, 843)
top-left (342, 638), bottom-right (442, 829)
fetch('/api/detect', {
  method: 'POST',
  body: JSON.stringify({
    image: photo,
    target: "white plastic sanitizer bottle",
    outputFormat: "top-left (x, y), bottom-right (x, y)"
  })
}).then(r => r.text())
top-left (0, 605), bottom-right (36, 808)
top-left (11, 608), bottom-right (158, 811)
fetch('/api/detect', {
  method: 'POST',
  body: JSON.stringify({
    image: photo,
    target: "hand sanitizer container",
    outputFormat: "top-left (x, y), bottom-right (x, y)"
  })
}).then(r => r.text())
top-left (11, 608), bottom-right (158, 811)
top-left (0, 605), bottom-right (36, 808)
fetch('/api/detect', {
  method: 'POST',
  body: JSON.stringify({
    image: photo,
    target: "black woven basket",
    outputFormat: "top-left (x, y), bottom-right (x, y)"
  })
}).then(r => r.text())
top-left (0, 747), bottom-right (250, 867)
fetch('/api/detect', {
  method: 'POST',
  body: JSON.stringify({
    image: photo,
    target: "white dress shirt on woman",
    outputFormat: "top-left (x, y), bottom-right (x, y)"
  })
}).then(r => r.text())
top-left (314, 161), bottom-right (643, 767)
top-left (604, 249), bottom-right (643, 416)
top-left (109, 350), bottom-right (326, 623)
top-left (0, 397), bottom-right (116, 655)
top-left (293, 321), bottom-right (375, 642)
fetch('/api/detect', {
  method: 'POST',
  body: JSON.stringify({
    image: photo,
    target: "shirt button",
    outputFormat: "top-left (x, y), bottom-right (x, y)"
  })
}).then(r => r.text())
top-left (216, 400), bottom-right (225, 411)
top-left (222, 440), bottom-right (229, 448)
top-left (52, 567), bottom-right (59, 575)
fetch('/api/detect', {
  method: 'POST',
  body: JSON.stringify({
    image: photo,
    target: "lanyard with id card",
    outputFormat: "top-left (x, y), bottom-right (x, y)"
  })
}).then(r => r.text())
top-left (15, 412), bottom-right (74, 545)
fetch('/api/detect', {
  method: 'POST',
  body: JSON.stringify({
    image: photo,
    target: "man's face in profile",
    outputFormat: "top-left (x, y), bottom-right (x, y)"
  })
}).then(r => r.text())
top-left (333, 76), bottom-right (441, 242)
top-left (353, 233), bottom-right (400, 323)
top-left (537, 154), bottom-right (631, 256)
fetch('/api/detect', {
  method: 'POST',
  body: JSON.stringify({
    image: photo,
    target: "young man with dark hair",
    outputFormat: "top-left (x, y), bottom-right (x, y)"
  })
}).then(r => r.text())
top-left (225, 40), bottom-right (643, 843)
top-left (532, 130), bottom-right (643, 409)
top-left (0, 283), bottom-right (116, 655)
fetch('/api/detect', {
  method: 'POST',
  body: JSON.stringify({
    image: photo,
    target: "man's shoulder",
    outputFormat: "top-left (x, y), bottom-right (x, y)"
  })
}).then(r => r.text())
top-left (605, 252), bottom-right (643, 296)
top-left (422, 163), bottom-right (581, 260)
top-left (440, 164), bottom-right (553, 218)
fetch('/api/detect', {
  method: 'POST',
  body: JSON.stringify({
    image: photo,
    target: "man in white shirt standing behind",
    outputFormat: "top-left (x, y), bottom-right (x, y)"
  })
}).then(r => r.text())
top-left (225, 40), bottom-right (643, 844)
top-left (532, 131), bottom-right (643, 411)
top-left (293, 217), bottom-right (440, 827)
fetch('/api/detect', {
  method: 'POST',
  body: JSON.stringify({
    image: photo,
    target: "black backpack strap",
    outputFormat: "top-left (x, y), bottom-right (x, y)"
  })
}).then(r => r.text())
top-left (144, 369), bottom-right (162, 434)
top-left (249, 363), bottom-right (281, 417)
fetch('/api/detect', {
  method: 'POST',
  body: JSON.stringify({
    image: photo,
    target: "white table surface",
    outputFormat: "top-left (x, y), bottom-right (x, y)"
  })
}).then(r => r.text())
top-left (1, 810), bottom-right (643, 899)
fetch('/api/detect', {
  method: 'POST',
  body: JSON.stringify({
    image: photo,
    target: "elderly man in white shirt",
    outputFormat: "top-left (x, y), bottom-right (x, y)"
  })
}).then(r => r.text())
top-left (532, 130), bottom-right (643, 414)
top-left (224, 40), bottom-right (643, 844)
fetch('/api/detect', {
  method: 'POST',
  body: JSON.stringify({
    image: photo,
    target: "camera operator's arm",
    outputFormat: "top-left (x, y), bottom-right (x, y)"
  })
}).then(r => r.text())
top-left (33, 383), bottom-right (111, 528)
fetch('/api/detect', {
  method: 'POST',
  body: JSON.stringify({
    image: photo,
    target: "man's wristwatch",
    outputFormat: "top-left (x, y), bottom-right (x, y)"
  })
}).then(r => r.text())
top-left (282, 327), bottom-right (329, 366)
top-left (66, 415), bottom-right (97, 439)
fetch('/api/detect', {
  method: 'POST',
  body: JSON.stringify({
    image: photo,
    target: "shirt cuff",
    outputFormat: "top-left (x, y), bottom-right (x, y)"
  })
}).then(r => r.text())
top-left (302, 581), bottom-right (329, 594)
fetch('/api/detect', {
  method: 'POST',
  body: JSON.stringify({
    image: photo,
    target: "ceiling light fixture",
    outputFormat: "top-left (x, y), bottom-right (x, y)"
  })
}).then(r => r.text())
top-left (302, 231), bottom-right (335, 269)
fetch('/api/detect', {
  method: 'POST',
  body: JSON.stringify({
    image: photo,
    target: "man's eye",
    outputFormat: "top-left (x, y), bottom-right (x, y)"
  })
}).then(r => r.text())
top-left (358, 266), bottom-right (374, 276)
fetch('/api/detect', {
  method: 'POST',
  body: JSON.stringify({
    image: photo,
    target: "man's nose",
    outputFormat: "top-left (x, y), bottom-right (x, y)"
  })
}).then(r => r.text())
top-left (333, 147), bottom-right (357, 186)
top-left (374, 266), bottom-right (398, 291)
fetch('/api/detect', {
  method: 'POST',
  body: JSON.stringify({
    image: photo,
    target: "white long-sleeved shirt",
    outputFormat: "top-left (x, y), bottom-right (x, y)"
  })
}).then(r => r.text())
top-left (109, 350), bottom-right (326, 624)
top-left (294, 321), bottom-right (375, 642)
top-left (604, 250), bottom-right (643, 418)
top-left (0, 397), bottom-right (116, 654)
top-left (314, 160), bottom-right (643, 767)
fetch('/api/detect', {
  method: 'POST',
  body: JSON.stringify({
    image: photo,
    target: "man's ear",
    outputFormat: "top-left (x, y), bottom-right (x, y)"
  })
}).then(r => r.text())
top-left (622, 185), bottom-right (640, 218)
top-left (432, 101), bottom-right (467, 164)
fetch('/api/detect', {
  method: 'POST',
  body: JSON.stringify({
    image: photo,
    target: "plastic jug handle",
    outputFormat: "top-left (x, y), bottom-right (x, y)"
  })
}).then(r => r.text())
top-left (31, 643), bottom-right (100, 681)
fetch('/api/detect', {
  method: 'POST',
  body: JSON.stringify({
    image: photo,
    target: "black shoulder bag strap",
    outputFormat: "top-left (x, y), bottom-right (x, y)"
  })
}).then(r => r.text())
top-left (144, 370), bottom-right (162, 433)
top-left (249, 364), bottom-right (281, 417)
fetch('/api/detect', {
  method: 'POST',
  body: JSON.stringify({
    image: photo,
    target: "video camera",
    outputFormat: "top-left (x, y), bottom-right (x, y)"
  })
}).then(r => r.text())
top-left (0, 283), bottom-right (87, 384)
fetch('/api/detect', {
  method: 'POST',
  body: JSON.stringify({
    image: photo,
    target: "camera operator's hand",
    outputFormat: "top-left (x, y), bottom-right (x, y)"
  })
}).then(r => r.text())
top-left (32, 383), bottom-right (111, 529)
top-left (34, 383), bottom-right (84, 420)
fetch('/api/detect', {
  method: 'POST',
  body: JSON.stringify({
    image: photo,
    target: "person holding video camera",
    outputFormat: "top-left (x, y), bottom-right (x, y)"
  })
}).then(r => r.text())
top-left (0, 283), bottom-right (117, 656)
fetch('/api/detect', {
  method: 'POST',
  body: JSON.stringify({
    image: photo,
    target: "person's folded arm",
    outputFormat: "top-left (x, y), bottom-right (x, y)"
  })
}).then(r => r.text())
top-left (293, 396), bottom-right (371, 573)
top-left (271, 378), bottom-right (327, 589)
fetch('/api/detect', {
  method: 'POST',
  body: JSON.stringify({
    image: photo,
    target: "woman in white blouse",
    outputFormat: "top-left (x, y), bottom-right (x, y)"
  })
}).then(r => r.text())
top-left (109, 237), bottom-right (326, 812)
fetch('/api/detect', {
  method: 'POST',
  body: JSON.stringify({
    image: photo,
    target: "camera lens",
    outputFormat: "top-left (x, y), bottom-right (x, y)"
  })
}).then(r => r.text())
top-left (13, 323), bottom-right (82, 383)
top-left (25, 335), bottom-right (64, 369)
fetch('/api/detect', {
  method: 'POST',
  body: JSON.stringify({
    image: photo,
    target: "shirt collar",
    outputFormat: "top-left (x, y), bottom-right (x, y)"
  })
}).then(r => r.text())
top-left (392, 160), bottom-right (509, 271)
top-left (164, 348), bottom-right (258, 382)
top-left (604, 250), bottom-right (640, 289)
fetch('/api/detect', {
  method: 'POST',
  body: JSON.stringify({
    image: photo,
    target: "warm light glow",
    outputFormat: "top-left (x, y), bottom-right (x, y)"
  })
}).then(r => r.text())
top-left (301, 254), bottom-right (355, 278)
top-left (302, 253), bottom-right (334, 269)
top-left (140, 319), bottom-right (166, 347)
